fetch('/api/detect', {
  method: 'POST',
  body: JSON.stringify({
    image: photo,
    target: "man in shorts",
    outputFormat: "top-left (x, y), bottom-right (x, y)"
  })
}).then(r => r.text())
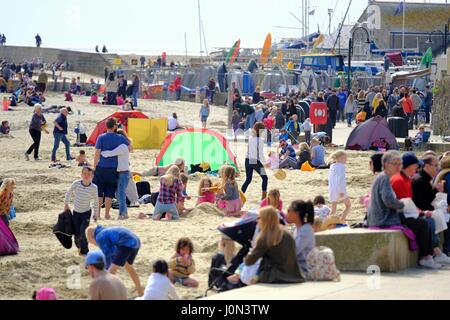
top-left (93, 118), bottom-right (130, 220)
top-left (85, 251), bottom-right (127, 300)
top-left (86, 225), bottom-right (144, 297)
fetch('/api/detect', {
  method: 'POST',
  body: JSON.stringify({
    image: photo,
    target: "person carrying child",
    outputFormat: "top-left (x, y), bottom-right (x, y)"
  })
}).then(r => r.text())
top-left (0, 178), bottom-right (15, 226)
top-left (216, 165), bottom-right (243, 218)
top-left (197, 177), bottom-right (216, 206)
top-left (169, 238), bottom-right (199, 288)
top-left (64, 167), bottom-right (99, 255)
top-left (328, 150), bottom-right (351, 220)
top-left (137, 259), bottom-right (180, 300)
top-left (152, 165), bottom-right (184, 221)
top-left (286, 200), bottom-right (316, 278)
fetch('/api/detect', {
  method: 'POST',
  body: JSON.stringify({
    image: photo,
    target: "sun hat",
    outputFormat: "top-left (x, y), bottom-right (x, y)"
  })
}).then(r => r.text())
top-left (320, 216), bottom-right (345, 232)
top-left (274, 169), bottom-right (287, 180)
top-left (35, 288), bottom-right (57, 301)
top-left (85, 251), bottom-right (106, 267)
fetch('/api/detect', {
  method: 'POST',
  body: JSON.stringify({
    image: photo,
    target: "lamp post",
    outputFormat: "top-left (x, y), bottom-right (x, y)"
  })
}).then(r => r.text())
top-left (347, 26), bottom-right (371, 92)
top-left (444, 18), bottom-right (450, 55)
top-left (426, 30), bottom-right (445, 54)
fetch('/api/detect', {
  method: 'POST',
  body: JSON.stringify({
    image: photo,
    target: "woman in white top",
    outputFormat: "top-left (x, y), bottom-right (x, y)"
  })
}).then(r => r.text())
top-left (136, 260), bottom-right (179, 300)
top-left (241, 122), bottom-right (268, 200)
top-left (101, 129), bottom-right (133, 220)
top-left (105, 72), bottom-right (119, 105)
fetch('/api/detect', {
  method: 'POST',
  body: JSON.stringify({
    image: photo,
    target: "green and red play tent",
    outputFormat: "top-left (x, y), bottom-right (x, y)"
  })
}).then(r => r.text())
top-left (155, 128), bottom-right (238, 172)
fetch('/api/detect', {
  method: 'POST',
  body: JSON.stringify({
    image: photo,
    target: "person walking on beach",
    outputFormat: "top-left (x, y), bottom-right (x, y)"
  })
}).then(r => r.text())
top-left (131, 74), bottom-right (140, 108)
top-left (51, 108), bottom-right (73, 163)
top-left (65, 167), bottom-right (99, 255)
top-left (93, 118), bottom-right (130, 220)
top-left (37, 69), bottom-right (48, 93)
top-left (241, 122), bottom-right (268, 200)
top-left (25, 104), bottom-right (48, 161)
top-left (35, 34), bottom-right (42, 47)
top-left (86, 225), bottom-right (144, 297)
top-left (199, 99), bottom-right (210, 129)
top-left (85, 251), bottom-right (128, 300)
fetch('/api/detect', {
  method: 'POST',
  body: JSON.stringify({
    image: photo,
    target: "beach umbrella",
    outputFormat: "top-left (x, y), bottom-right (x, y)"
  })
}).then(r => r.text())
top-left (226, 39), bottom-right (241, 65)
top-left (260, 33), bottom-right (272, 65)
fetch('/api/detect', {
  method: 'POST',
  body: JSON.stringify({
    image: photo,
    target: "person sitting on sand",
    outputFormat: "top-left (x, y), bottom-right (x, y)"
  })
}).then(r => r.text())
top-left (136, 259), bottom-right (179, 300)
top-left (134, 158), bottom-right (187, 178)
top-left (86, 225), bottom-right (144, 296)
top-left (297, 143), bottom-right (311, 169)
top-left (310, 138), bottom-right (326, 168)
top-left (313, 195), bottom-right (331, 220)
top-left (0, 121), bottom-right (10, 135)
top-left (266, 151), bottom-right (280, 170)
top-left (286, 200), bottom-right (316, 278)
top-left (152, 165), bottom-right (184, 221)
top-left (168, 113), bottom-right (184, 132)
top-left (76, 150), bottom-right (90, 167)
top-left (85, 251), bottom-right (128, 300)
top-left (197, 177), bottom-right (216, 206)
top-left (90, 92), bottom-right (99, 104)
top-left (278, 139), bottom-right (298, 170)
top-left (260, 189), bottom-right (283, 213)
top-left (216, 165), bottom-right (243, 218)
top-left (169, 238), bottom-right (199, 288)
top-left (64, 91), bottom-right (73, 102)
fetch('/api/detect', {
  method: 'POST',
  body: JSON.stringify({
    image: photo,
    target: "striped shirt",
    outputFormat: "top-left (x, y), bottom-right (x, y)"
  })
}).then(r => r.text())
top-left (65, 180), bottom-right (99, 216)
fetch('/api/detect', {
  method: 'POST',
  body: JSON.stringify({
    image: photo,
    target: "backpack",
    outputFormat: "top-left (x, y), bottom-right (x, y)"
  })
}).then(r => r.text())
top-left (306, 246), bottom-right (341, 281)
top-left (136, 181), bottom-right (151, 198)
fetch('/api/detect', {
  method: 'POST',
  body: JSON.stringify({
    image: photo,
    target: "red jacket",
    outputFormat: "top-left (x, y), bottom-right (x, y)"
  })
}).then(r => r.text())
top-left (173, 77), bottom-right (182, 90)
top-left (391, 172), bottom-right (413, 199)
top-left (401, 97), bottom-right (413, 114)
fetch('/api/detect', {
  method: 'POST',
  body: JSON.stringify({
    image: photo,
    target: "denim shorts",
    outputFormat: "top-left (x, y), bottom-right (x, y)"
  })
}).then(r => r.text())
top-left (152, 202), bottom-right (179, 220)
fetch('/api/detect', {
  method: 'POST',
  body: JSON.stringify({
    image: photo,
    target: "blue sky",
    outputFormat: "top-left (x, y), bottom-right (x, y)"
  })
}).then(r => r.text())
top-left (0, 0), bottom-right (445, 54)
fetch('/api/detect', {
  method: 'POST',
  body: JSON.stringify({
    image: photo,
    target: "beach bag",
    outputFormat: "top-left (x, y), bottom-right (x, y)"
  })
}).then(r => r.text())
top-left (306, 247), bottom-right (341, 282)
top-left (0, 215), bottom-right (19, 256)
top-left (136, 181), bottom-right (151, 198)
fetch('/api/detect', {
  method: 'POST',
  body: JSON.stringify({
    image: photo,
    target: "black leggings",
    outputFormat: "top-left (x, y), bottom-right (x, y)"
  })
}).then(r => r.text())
top-left (241, 159), bottom-right (268, 193)
top-left (26, 129), bottom-right (42, 159)
top-left (404, 218), bottom-right (433, 258)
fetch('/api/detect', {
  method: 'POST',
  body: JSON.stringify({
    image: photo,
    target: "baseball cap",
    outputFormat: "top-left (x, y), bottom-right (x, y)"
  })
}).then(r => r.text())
top-left (402, 152), bottom-right (423, 169)
top-left (35, 288), bottom-right (57, 300)
top-left (85, 251), bottom-right (106, 267)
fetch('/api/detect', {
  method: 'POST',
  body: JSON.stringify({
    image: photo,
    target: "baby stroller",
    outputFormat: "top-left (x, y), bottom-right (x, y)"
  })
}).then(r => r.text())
top-left (204, 212), bottom-right (258, 297)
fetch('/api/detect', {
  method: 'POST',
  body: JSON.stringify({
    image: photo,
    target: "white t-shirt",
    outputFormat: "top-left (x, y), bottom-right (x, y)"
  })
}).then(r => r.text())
top-left (168, 117), bottom-right (178, 131)
top-left (137, 273), bottom-right (179, 301)
top-left (101, 144), bottom-right (130, 172)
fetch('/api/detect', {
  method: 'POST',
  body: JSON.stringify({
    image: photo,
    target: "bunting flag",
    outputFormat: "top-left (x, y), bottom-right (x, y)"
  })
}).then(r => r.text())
top-left (226, 39), bottom-right (241, 65)
top-left (394, 0), bottom-right (405, 16)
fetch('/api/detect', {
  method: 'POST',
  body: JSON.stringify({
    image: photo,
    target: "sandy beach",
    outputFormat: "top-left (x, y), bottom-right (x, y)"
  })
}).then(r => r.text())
top-left (0, 92), bottom-right (372, 300)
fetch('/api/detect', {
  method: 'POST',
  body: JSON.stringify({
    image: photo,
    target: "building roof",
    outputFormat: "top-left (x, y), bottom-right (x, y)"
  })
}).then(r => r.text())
top-left (365, 0), bottom-right (450, 32)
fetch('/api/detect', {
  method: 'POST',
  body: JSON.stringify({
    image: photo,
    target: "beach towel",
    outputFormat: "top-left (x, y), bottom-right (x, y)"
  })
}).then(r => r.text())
top-left (369, 226), bottom-right (418, 251)
top-left (0, 216), bottom-right (19, 255)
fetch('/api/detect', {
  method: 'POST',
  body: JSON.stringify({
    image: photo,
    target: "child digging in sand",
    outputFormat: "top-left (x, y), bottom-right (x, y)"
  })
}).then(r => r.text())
top-left (137, 259), bottom-right (179, 300)
top-left (152, 165), bottom-right (184, 221)
top-left (196, 177), bottom-right (216, 206)
top-left (328, 150), bottom-right (351, 220)
top-left (169, 238), bottom-right (199, 288)
top-left (216, 165), bottom-right (243, 217)
top-left (177, 173), bottom-right (192, 216)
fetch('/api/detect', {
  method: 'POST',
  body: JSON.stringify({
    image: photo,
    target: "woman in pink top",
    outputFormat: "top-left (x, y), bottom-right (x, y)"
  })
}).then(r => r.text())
top-left (196, 177), bottom-right (216, 206)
